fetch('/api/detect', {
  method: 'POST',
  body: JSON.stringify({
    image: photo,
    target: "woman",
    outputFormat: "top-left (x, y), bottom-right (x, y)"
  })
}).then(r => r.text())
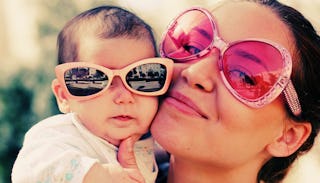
top-left (151, 0), bottom-right (320, 182)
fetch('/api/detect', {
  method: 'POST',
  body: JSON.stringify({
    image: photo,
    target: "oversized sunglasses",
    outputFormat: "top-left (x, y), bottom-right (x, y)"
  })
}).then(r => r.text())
top-left (55, 58), bottom-right (173, 100)
top-left (160, 7), bottom-right (301, 116)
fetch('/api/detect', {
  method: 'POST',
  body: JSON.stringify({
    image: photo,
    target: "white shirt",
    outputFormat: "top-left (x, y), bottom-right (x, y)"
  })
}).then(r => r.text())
top-left (11, 113), bottom-right (158, 183)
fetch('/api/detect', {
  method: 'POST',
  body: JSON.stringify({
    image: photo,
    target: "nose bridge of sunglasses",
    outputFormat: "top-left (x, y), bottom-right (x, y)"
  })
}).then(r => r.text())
top-left (109, 69), bottom-right (127, 85)
top-left (213, 36), bottom-right (228, 51)
top-left (108, 75), bottom-right (130, 92)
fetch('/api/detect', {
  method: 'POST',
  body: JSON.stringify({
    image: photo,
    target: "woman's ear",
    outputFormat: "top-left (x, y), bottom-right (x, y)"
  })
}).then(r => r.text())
top-left (52, 79), bottom-right (70, 113)
top-left (266, 120), bottom-right (312, 157)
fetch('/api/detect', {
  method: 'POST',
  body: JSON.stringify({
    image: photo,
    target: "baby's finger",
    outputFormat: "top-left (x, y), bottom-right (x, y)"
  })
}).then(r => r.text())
top-left (118, 137), bottom-right (139, 169)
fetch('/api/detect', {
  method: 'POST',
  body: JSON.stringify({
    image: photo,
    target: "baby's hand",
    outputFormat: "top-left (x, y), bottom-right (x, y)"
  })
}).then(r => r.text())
top-left (118, 136), bottom-right (145, 183)
top-left (83, 136), bottom-right (144, 183)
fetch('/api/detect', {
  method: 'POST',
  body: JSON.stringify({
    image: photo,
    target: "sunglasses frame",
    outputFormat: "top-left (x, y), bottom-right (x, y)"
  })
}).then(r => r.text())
top-left (160, 7), bottom-right (301, 116)
top-left (55, 58), bottom-right (173, 100)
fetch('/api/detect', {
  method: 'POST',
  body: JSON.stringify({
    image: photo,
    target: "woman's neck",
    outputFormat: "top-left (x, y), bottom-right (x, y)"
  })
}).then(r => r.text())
top-left (167, 155), bottom-right (261, 183)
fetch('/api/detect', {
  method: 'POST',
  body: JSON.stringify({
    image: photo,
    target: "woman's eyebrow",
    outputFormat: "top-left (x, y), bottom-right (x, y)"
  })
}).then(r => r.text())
top-left (194, 27), bottom-right (212, 40)
top-left (235, 49), bottom-right (268, 70)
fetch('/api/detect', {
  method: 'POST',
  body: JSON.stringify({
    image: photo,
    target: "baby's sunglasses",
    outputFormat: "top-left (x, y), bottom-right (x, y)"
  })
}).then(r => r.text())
top-left (160, 7), bottom-right (301, 116)
top-left (55, 58), bottom-right (173, 100)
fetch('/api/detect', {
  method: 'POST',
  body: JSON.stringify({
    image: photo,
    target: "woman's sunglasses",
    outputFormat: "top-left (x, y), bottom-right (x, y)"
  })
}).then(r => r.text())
top-left (55, 58), bottom-right (173, 100)
top-left (160, 7), bottom-right (301, 116)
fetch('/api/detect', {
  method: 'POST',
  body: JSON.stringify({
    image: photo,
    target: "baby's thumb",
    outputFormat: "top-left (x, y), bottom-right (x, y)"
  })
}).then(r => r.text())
top-left (118, 137), bottom-right (139, 169)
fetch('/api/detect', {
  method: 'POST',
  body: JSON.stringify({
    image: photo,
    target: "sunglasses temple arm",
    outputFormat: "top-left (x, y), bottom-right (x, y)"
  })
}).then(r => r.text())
top-left (283, 80), bottom-right (302, 116)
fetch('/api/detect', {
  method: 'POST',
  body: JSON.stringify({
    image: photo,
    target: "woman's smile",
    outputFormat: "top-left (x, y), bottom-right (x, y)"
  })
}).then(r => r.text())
top-left (165, 90), bottom-right (207, 119)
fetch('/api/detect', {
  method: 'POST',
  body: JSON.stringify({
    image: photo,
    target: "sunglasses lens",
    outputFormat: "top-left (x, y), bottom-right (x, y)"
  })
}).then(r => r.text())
top-left (222, 41), bottom-right (284, 100)
top-left (64, 67), bottom-right (108, 96)
top-left (126, 63), bottom-right (168, 92)
top-left (162, 9), bottom-right (214, 61)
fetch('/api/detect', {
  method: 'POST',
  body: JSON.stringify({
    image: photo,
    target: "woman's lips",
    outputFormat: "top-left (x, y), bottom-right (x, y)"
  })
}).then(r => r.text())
top-left (164, 91), bottom-right (207, 118)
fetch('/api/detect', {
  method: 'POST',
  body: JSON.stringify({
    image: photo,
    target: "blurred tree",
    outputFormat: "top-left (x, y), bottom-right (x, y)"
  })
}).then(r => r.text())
top-left (0, 70), bottom-right (35, 183)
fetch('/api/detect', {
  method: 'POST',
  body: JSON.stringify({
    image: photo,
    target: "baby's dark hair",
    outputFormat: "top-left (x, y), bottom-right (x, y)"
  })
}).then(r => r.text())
top-left (57, 5), bottom-right (157, 64)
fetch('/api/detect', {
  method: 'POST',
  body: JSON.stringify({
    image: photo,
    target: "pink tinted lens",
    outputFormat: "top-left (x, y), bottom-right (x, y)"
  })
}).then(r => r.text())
top-left (161, 9), bottom-right (214, 61)
top-left (222, 41), bottom-right (284, 100)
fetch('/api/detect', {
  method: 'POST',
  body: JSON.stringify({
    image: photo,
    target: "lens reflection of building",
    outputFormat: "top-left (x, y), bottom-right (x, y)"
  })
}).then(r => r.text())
top-left (127, 63), bottom-right (166, 81)
top-left (126, 63), bottom-right (167, 92)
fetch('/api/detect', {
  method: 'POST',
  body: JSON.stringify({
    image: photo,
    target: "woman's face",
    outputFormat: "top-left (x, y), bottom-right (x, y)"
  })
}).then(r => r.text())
top-left (151, 2), bottom-right (295, 167)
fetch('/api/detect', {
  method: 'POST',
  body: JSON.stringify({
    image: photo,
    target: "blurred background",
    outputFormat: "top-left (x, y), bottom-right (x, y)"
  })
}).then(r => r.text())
top-left (0, 0), bottom-right (319, 182)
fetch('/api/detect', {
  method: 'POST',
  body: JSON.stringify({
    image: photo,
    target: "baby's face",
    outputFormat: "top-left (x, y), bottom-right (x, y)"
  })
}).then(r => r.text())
top-left (68, 37), bottom-right (157, 146)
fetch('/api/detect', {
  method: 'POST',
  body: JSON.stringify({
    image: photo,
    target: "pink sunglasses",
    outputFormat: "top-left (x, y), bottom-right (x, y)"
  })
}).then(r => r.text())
top-left (160, 7), bottom-right (301, 116)
top-left (55, 58), bottom-right (173, 100)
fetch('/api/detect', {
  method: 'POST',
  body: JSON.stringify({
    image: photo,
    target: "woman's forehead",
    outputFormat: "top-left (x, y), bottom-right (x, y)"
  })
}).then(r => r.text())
top-left (211, 1), bottom-right (293, 50)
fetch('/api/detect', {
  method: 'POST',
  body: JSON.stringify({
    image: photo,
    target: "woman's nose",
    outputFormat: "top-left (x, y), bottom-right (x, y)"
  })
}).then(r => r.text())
top-left (180, 48), bottom-right (220, 92)
top-left (111, 77), bottom-right (135, 104)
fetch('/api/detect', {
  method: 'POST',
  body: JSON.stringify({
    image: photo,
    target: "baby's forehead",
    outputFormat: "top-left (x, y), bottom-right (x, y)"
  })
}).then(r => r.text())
top-left (76, 36), bottom-right (155, 68)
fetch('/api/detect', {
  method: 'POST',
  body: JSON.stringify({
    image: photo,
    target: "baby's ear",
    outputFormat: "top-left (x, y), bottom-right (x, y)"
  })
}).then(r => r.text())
top-left (266, 120), bottom-right (311, 157)
top-left (51, 79), bottom-right (70, 113)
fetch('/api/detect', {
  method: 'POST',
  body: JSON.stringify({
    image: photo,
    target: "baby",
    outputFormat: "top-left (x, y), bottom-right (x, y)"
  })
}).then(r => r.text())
top-left (12, 5), bottom-right (172, 183)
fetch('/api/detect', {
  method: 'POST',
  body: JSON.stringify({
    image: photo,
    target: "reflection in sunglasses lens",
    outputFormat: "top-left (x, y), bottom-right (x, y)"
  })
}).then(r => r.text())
top-left (222, 41), bottom-right (284, 100)
top-left (126, 63), bottom-right (167, 92)
top-left (64, 67), bottom-right (108, 96)
top-left (63, 63), bottom-right (168, 96)
top-left (162, 9), bottom-right (213, 61)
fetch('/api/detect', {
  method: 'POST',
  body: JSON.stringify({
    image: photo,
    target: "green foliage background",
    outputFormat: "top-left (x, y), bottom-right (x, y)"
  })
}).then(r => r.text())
top-left (0, 1), bottom-right (118, 182)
